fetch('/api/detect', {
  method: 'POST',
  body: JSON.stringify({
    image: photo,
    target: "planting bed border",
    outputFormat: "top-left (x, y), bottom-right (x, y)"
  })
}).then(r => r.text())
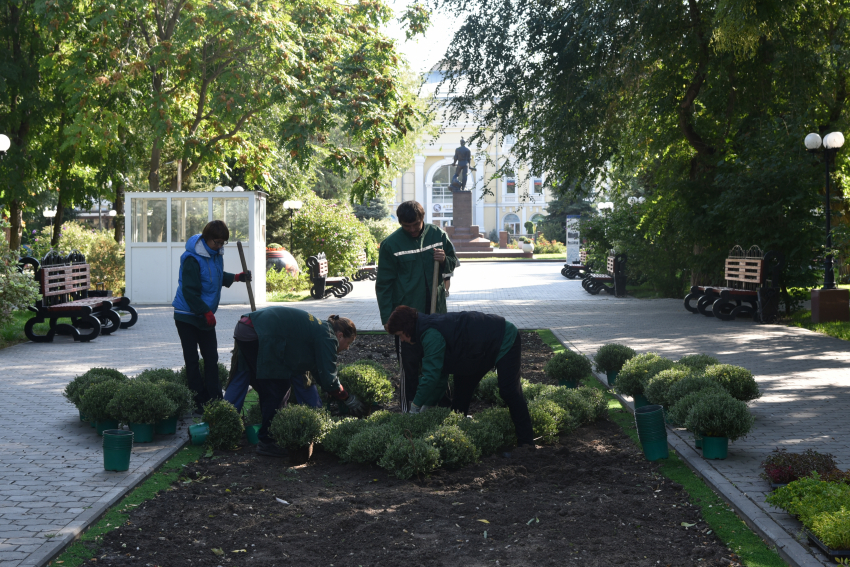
top-left (806, 530), bottom-right (850, 562)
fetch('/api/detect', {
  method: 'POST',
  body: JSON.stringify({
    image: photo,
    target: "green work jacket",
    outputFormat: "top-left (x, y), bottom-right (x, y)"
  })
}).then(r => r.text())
top-left (375, 224), bottom-right (460, 325)
top-left (243, 307), bottom-right (342, 393)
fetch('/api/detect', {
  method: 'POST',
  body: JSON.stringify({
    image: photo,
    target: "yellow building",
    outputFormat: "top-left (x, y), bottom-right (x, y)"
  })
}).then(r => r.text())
top-left (389, 71), bottom-right (555, 237)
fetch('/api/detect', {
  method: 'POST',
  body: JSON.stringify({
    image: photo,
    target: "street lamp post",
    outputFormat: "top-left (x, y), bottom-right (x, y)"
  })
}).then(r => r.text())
top-left (805, 130), bottom-right (848, 322)
top-left (43, 208), bottom-right (57, 229)
top-left (283, 200), bottom-right (303, 253)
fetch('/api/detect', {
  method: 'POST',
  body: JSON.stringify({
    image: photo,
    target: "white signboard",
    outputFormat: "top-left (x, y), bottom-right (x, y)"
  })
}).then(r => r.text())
top-left (566, 215), bottom-right (580, 263)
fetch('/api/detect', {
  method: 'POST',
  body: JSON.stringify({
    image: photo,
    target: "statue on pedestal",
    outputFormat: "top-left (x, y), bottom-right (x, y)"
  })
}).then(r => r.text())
top-left (450, 138), bottom-right (473, 191)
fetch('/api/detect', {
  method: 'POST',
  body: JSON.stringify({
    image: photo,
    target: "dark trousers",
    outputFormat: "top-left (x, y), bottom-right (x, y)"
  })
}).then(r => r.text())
top-left (396, 335), bottom-right (423, 413)
top-left (236, 338), bottom-right (290, 443)
top-left (175, 320), bottom-right (222, 412)
top-left (451, 334), bottom-right (534, 445)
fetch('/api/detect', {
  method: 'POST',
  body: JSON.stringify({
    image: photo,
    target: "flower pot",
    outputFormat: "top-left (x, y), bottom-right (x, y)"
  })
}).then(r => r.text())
top-left (155, 416), bottom-right (178, 435)
top-left (79, 410), bottom-right (89, 422)
top-left (96, 419), bottom-right (120, 436)
top-left (521, 242), bottom-right (534, 253)
top-left (90, 420), bottom-right (96, 428)
top-left (634, 405), bottom-right (667, 445)
top-left (605, 371), bottom-right (617, 388)
top-left (633, 393), bottom-right (650, 409)
top-left (701, 436), bottom-right (728, 460)
top-left (102, 430), bottom-right (133, 472)
top-left (289, 443), bottom-right (314, 465)
top-left (641, 438), bottom-right (669, 461)
top-left (266, 249), bottom-right (299, 274)
top-left (129, 422), bottom-right (155, 443)
top-left (558, 379), bottom-right (579, 389)
top-left (694, 431), bottom-right (703, 449)
top-left (189, 422), bottom-right (210, 446)
top-left (245, 423), bottom-right (261, 445)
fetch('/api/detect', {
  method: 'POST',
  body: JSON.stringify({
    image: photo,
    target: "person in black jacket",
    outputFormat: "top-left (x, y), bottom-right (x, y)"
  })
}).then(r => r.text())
top-left (386, 305), bottom-right (534, 446)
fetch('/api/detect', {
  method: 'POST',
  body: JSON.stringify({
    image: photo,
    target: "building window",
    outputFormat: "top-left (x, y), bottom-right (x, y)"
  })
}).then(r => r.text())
top-left (402, 172), bottom-right (415, 201)
top-left (503, 213), bottom-right (520, 235)
top-left (532, 176), bottom-right (543, 194)
top-left (505, 170), bottom-right (516, 194)
top-left (430, 164), bottom-right (454, 227)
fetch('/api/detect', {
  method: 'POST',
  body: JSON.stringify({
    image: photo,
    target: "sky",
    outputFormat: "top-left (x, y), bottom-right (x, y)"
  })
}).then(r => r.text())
top-left (380, 0), bottom-right (462, 75)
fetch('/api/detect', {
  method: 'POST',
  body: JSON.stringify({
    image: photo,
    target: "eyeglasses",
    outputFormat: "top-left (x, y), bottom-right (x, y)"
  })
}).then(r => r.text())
top-left (213, 239), bottom-right (228, 246)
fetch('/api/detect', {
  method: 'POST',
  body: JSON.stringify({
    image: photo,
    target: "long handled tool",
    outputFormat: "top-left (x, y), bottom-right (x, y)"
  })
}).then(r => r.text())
top-left (430, 259), bottom-right (440, 314)
top-left (236, 241), bottom-right (256, 312)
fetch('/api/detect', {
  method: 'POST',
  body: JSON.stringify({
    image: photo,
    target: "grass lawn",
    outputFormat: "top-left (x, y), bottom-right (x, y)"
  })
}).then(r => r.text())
top-left (0, 309), bottom-right (49, 350)
top-left (626, 281), bottom-right (667, 299)
top-left (787, 309), bottom-right (850, 342)
top-left (266, 290), bottom-right (311, 302)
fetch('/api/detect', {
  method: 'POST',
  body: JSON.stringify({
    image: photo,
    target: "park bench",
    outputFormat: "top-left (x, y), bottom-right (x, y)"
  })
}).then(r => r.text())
top-left (307, 253), bottom-right (353, 299)
top-left (351, 250), bottom-right (377, 282)
top-left (582, 253), bottom-right (627, 296)
top-left (20, 251), bottom-right (138, 343)
top-left (561, 249), bottom-right (593, 279)
top-left (683, 246), bottom-right (784, 323)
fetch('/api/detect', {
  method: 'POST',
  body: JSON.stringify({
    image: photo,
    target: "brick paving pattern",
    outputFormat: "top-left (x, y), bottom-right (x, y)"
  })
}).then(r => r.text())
top-left (0, 261), bottom-right (845, 566)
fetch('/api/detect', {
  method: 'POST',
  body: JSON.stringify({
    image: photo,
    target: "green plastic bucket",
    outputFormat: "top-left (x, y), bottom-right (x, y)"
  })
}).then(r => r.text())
top-left (558, 379), bottom-right (579, 389)
top-left (102, 430), bottom-right (133, 471)
top-left (96, 419), bottom-right (120, 436)
top-left (79, 410), bottom-right (89, 422)
top-left (642, 438), bottom-right (669, 461)
top-left (245, 423), bottom-right (261, 445)
top-left (606, 371), bottom-right (618, 388)
top-left (189, 422), bottom-right (210, 446)
top-left (633, 393), bottom-right (650, 409)
top-left (701, 436), bottom-right (728, 460)
top-left (90, 420), bottom-right (96, 428)
top-left (129, 423), bottom-right (154, 443)
top-left (155, 416), bottom-right (178, 435)
top-left (635, 405), bottom-right (667, 443)
top-left (694, 431), bottom-right (703, 449)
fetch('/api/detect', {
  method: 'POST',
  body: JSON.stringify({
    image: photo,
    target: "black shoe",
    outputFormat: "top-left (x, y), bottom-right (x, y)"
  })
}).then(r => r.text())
top-left (256, 441), bottom-right (288, 458)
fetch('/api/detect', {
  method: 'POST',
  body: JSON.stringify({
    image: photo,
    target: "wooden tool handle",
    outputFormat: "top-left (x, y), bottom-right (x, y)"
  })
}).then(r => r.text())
top-left (430, 259), bottom-right (440, 314)
top-left (236, 241), bottom-right (256, 312)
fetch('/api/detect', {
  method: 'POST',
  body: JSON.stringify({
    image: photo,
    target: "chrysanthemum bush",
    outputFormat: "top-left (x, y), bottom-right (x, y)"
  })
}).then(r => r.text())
top-left (766, 476), bottom-right (850, 550)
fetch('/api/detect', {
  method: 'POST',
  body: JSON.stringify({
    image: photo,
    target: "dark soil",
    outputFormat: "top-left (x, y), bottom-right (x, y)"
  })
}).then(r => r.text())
top-left (81, 333), bottom-right (742, 567)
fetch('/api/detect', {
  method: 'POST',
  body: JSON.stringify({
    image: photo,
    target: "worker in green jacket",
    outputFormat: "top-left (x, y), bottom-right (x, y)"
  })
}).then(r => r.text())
top-left (376, 200), bottom-right (460, 412)
top-left (386, 305), bottom-right (534, 446)
top-left (231, 307), bottom-right (366, 458)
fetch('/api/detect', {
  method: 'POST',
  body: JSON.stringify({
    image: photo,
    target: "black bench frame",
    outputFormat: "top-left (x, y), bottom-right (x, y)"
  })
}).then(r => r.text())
top-left (307, 252), bottom-right (353, 299)
top-left (351, 250), bottom-right (377, 282)
top-left (582, 253), bottom-right (627, 296)
top-left (683, 246), bottom-right (784, 323)
top-left (562, 249), bottom-right (594, 280)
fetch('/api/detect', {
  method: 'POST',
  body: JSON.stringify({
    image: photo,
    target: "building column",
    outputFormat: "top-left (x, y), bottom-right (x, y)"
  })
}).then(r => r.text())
top-left (474, 166), bottom-right (484, 231)
top-left (424, 182), bottom-right (433, 224)
top-left (414, 155), bottom-right (425, 205)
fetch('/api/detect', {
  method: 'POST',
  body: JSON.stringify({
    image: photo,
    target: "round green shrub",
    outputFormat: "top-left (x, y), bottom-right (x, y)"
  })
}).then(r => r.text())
top-left (703, 364), bottom-right (760, 402)
top-left (270, 405), bottom-right (329, 450)
top-left (338, 360), bottom-right (394, 406)
top-left (811, 508), bottom-right (850, 550)
top-left (474, 407), bottom-right (518, 447)
top-left (667, 373), bottom-right (724, 407)
top-left (79, 380), bottom-right (124, 421)
top-left (388, 408), bottom-right (462, 439)
top-left (615, 353), bottom-right (675, 397)
top-left (522, 382), bottom-right (556, 401)
top-left (177, 360), bottom-right (229, 391)
top-left (378, 437), bottom-right (441, 480)
top-left (365, 409), bottom-right (396, 426)
top-left (538, 386), bottom-right (595, 424)
top-left (136, 368), bottom-right (179, 383)
top-left (156, 381), bottom-right (196, 416)
top-left (424, 425), bottom-right (480, 469)
top-left (594, 343), bottom-right (637, 373)
top-left (684, 390), bottom-right (754, 441)
top-left (107, 381), bottom-right (177, 425)
top-left (475, 372), bottom-right (504, 405)
top-left (244, 402), bottom-right (263, 426)
top-left (528, 399), bottom-right (575, 443)
top-left (322, 417), bottom-right (370, 456)
top-left (575, 386), bottom-right (609, 422)
top-left (544, 351), bottom-right (592, 383)
top-left (201, 399), bottom-right (244, 451)
top-left (458, 417), bottom-right (506, 457)
top-left (644, 367), bottom-right (692, 408)
top-left (677, 354), bottom-right (720, 371)
top-left (345, 424), bottom-right (400, 464)
top-left (64, 368), bottom-right (128, 407)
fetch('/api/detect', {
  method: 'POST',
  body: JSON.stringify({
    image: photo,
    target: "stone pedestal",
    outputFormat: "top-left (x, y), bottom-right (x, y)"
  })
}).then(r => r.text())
top-left (811, 288), bottom-right (850, 323)
top-left (444, 191), bottom-right (493, 253)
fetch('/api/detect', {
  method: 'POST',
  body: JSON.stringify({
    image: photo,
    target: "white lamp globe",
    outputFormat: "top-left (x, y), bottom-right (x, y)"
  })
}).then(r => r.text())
top-left (222, 186), bottom-right (232, 192)
top-left (214, 186), bottom-right (224, 192)
top-left (596, 203), bottom-right (605, 211)
top-left (824, 132), bottom-right (845, 150)
top-left (233, 185), bottom-right (244, 192)
top-left (291, 200), bottom-right (303, 210)
top-left (108, 210), bottom-right (117, 217)
top-left (638, 197), bottom-right (646, 204)
top-left (0, 134), bottom-right (10, 152)
top-left (627, 197), bottom-right (637, 205)
top-left (805, 133), bottom-right (822, 150)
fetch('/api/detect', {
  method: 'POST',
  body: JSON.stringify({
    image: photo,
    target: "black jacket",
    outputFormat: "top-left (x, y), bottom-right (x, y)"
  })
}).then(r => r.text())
top-left (414, 311), bottom-right (506, 376)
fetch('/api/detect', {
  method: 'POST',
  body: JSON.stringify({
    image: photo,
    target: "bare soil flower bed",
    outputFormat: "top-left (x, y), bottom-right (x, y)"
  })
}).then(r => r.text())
top-left (80, 333), bottom-right (742, 566)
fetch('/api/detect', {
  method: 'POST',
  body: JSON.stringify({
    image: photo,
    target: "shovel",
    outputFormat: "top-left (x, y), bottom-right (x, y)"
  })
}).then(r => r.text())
top-left (236, 241), bottom-right (256, 312)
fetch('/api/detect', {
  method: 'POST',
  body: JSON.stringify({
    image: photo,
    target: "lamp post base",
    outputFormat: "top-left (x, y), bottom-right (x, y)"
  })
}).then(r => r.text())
top-left (811, 288), bottom-right (850, 323)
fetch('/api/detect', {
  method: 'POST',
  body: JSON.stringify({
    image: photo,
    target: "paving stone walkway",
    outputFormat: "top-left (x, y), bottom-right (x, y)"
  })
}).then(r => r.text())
top-left (1, 261), bottom-right (847, 566)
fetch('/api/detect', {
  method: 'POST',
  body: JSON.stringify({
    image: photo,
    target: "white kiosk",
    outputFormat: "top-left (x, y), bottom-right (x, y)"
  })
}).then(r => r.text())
top-left (124, 191), bottom-right (267, 304)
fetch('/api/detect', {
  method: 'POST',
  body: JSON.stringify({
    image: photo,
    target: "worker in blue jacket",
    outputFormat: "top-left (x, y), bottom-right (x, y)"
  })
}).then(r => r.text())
top-left (173, 220), bottom-right (251, 413)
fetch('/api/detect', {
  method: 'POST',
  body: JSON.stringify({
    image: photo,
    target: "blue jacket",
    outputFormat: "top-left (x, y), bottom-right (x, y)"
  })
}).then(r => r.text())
top-left (173, 234), bottom-right (227, 319)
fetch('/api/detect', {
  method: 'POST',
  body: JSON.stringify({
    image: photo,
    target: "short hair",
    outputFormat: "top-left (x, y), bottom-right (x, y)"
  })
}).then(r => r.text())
top-left (396, 201), bottom-right (425, 224)
top-left (202, 220), bottom-right (229, 242)
top-left (386, 305), bottom-right (418, 338)
top-left (327, 315), bottom-right (357, 338)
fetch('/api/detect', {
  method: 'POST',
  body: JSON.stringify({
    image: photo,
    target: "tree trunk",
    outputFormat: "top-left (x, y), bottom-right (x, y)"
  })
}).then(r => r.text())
top-left (114, 181), bottom-right (125, 243)
top-left (149, 138), bottom-right (162, 191)
top-left (8, 200), bottom-right (23, 251)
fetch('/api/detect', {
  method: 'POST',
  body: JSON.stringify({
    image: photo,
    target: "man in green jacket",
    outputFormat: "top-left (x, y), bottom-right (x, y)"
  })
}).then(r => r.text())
top-left (376, 200), bottom-right (460, 412)
top-left (386, 305), bottom-right (534, 446)
top-left (231, 307), bottom-right (366, 457)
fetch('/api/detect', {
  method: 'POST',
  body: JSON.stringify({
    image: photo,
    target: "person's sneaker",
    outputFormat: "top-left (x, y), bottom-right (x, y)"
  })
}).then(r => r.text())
top-left (256, 441), bottom-right (288, 458)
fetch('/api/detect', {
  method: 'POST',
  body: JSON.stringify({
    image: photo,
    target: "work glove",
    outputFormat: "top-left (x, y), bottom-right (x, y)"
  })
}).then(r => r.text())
top-left (204, 311), bottom-right (217, 327)
top-left (343, 393), bottom-right (367, 417)
top-left (408, 403), bottom-right (430, 414)
top-left (234, 270), bottom-right (252, 283)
